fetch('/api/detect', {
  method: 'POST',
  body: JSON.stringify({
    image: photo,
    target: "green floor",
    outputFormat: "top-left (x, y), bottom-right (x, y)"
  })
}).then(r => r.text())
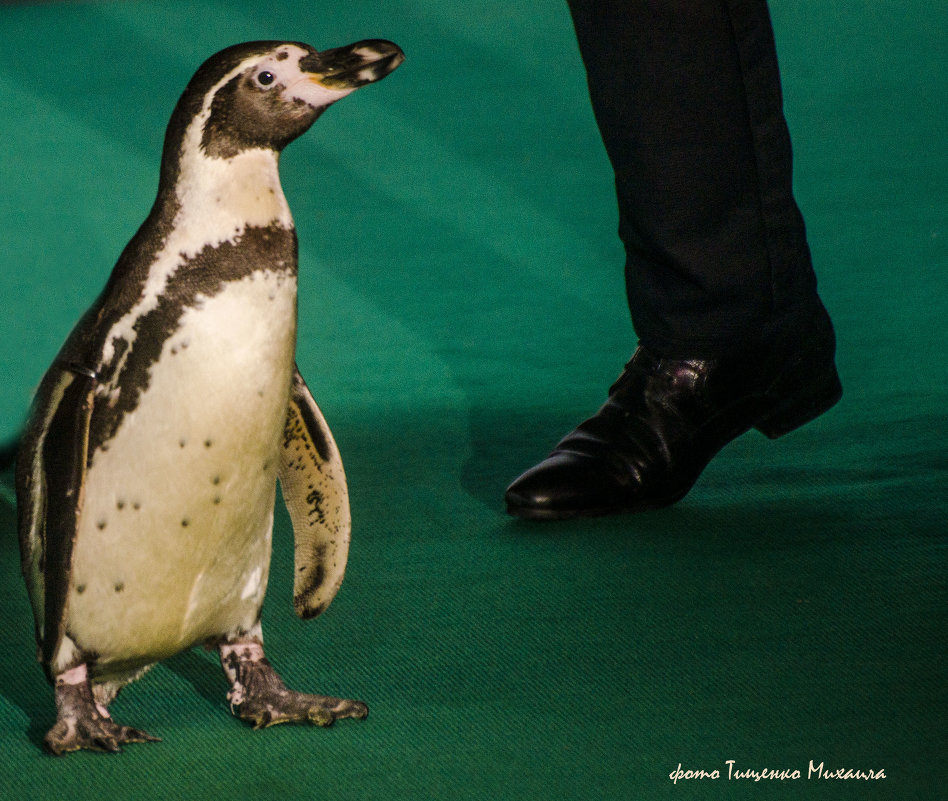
top-left (0, 1), bottom-right (944, 798)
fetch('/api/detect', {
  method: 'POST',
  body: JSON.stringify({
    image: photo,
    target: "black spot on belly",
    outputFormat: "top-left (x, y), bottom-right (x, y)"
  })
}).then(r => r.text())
top-left (114, 582), bottom-right (125, 593)
top-left (96, 519), bottom-right (107, 530)
top-left (181, 518), bottom-right (190, 527)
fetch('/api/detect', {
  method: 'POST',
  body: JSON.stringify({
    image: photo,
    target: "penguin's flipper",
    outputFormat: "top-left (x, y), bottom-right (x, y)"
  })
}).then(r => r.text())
top-left (278, 366), bottom-right (351, 620)
top-left (15, 361), bottom-right (97, 667)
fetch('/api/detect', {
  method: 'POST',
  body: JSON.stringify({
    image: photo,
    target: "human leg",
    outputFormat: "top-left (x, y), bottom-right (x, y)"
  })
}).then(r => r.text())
top-left (505, 0), bottom-right (840, 518)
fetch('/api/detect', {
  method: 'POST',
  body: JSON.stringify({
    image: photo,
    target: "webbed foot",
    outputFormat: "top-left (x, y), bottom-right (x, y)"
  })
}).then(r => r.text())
top-left (220, 642), bottom-right (368, 730)
top-left (45, 667), bottom-right (159, 755)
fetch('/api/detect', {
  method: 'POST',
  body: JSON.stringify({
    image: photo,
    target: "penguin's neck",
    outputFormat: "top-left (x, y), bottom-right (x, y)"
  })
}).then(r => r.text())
top-left (97, 144), bottom-right (296, 367)
top-left (169, 146), bottom-right (293, 259)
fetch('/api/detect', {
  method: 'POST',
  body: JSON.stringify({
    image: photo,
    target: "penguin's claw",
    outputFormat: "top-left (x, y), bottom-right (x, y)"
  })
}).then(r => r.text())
top-left (44, 715), bottom-right (160, 756)
top-left (221, 645), bottom-right (367, 730)
top-left (45, 669), bottom-right (159, 755)
top-left (236, 691), bottom-right (368, 730)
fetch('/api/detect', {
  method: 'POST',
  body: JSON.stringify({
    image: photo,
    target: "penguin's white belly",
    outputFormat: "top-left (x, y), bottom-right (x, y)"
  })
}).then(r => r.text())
top-left (67, 270), bottom-right (297, 670)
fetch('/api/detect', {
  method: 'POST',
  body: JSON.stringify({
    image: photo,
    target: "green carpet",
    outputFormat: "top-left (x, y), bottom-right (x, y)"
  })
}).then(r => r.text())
top-left (0, 1), bottom-right (944, 798)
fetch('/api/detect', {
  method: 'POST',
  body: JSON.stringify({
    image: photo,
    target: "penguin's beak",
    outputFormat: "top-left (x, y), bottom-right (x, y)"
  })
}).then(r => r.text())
top-left (305, 40), bottom-right (405, 90)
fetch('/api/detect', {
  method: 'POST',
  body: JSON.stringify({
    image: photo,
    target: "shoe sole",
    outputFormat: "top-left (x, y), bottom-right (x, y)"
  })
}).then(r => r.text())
top-left (506, 497), bottom-right (679, 521)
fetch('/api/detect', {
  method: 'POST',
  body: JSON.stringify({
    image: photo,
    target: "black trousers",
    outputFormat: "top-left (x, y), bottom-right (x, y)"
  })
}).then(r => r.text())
top-left (566, 0), bottom-right (826, 359)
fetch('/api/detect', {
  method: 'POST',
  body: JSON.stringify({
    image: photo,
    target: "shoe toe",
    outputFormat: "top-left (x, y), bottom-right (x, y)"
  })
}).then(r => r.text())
top-left (505, 452), bottom-right (628, 520)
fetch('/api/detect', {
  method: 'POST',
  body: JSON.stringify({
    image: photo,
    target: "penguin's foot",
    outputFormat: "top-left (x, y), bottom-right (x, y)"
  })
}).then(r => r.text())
top-left (219, 642), bottom-right (368, 730)
top-left (45, 665), bottom-right (159, 755)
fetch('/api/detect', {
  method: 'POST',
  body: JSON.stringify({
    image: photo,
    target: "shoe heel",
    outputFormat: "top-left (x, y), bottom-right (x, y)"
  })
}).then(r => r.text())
top-left (755, 361), bottom-right (842, 439)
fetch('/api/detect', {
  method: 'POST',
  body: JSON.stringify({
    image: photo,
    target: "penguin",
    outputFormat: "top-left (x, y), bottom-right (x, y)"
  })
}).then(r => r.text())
top-left (14, 38), bottom-right (404, 755)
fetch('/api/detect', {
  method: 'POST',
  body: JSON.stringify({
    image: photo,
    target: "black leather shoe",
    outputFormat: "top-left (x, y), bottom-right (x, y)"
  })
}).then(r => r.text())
top-left (505, 310), bottom-right (842, 519)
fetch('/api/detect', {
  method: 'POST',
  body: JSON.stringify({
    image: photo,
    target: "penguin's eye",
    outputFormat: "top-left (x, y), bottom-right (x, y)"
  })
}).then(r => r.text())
top-left (256, 70), bottom-right (275, 87)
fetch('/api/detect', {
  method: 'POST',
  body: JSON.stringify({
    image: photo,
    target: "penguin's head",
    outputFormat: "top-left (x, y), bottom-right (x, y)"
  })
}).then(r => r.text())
top-left (166, 39), bottom-right (404, 163)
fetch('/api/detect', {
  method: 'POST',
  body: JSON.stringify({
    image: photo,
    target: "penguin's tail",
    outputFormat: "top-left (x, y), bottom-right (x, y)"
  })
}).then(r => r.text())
top-left (0, 438), bottom-right (18, 473)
